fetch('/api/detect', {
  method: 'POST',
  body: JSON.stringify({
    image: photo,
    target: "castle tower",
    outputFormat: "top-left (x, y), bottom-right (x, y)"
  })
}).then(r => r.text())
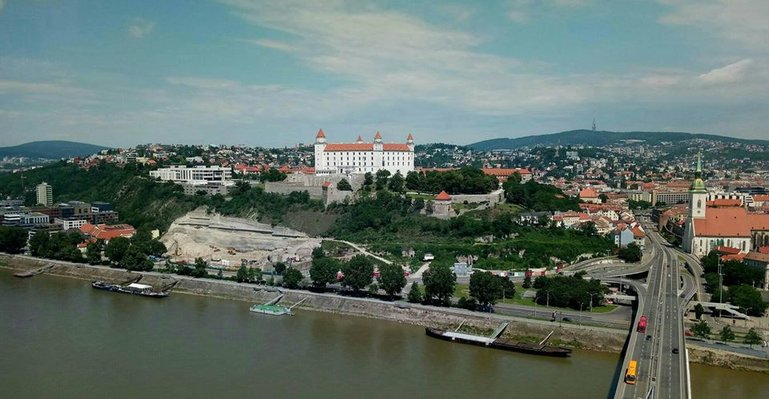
top-left (683, 152), bottom-right (708, 254)
top-left (314, 129), bottom-right (327, 172)
top-left (406, 133), bottom-right (414, 151)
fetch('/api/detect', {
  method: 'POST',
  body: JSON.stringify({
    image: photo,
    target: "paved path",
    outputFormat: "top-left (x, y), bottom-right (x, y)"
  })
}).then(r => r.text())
top-left (328, 239), bottom-right (393, 265)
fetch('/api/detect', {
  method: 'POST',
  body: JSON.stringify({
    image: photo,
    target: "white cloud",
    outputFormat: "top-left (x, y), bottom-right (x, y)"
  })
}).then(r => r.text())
top-left (698, 58), bottom-right (754, 84)
top-left (128, 18), bottom-right (156, 39)
top-left (658, 0), bottom-right (769, 52)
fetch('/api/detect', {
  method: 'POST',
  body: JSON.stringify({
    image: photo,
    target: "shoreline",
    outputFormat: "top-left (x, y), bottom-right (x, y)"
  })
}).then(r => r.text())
top-left (3, 253), bottom-right (768, 372)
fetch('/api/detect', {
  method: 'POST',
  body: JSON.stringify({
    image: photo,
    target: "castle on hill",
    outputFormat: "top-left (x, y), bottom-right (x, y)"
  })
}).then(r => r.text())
top-left (313, 129), bottom-right (415, 176)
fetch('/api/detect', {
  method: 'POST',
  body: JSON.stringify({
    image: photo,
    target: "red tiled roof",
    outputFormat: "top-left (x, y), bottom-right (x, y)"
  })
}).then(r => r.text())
top-left (316, 128), bottom-right (326, 138)
top-left (383, 143), bottom-right (410, 151)
top-left (745, 251), bottom-right (769, 263)
top-left (435, 191), bottom-right (451, 201)
top-left (324, 143), bottom-right (373, 151)
top-left (630, 226), bottom-right (646, 238)
top-left (758, 246), bottom-right (769, 254)
top-left (80, 223), bottom-right (136, 241)
top-left (374, 131), bottom-right (382, 140)
top-left (481, 168), bottom-right (531, 176)
top-left (751, 194), bottom-right (769, 201)
top-left (721, 253), bottom-right (746, 262)
top-left (714, 246), bottom-right (741, 255)
top-left (693, 207), bottom-right (752, 237)
top-left (322, 181), bottom-right (332, 188)
top-left (707, 199), bottom-right (741, 207)
top-left (579, 188), bottom-right (598, 198)
top-left (323, 143), bottom-right (411, 152)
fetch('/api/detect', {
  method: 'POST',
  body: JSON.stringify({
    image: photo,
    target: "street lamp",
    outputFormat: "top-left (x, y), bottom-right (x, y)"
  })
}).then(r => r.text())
top-left (579, 302), bottom-right (584, 326)
top-left (589, 293), bottom-right (597, 312)
top-left (718, 258), bottom-right (723, 318)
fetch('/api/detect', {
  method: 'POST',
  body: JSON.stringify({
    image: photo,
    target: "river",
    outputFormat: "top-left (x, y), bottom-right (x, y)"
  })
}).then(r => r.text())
top-left (0, 270), bottom-right (766, 398)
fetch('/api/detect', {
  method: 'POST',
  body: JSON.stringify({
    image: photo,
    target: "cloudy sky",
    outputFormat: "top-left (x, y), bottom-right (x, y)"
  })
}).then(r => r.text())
top-left (1, 0), bottom-right (769, 147)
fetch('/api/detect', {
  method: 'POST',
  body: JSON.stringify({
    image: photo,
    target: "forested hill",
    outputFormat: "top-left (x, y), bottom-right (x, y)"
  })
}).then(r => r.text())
top-left (468, 130), bottom-right (769, 151)
top-left (0, 141), bottom-right (110, 159)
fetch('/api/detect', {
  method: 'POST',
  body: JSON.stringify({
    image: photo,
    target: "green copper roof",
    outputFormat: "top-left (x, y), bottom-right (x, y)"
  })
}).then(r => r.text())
top-left (690, 152), bottom-right (706, 192)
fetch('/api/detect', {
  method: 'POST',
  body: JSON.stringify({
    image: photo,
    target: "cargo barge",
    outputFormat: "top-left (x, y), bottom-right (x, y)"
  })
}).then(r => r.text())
top-left (425, 322), bottom-right (571, 357)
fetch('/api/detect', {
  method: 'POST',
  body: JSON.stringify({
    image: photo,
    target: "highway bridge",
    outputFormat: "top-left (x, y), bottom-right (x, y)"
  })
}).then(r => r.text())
top-left (591, 227), bottom-right (695, 399)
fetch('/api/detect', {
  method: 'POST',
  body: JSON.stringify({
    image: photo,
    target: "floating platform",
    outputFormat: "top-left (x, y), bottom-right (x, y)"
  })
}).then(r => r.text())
top-left (425, 323), bottom-right (572, 357)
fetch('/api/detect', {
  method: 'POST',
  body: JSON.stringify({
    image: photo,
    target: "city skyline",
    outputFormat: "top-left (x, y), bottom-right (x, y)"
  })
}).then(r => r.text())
top-left (2, 0), bottom-right (769, 147)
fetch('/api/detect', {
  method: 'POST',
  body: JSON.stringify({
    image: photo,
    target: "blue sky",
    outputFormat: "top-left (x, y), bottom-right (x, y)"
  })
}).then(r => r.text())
top-left (1, 0), bottom-right (769, 147)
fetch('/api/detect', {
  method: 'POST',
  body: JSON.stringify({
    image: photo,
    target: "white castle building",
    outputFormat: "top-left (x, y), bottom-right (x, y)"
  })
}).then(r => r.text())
top-left (313, 129), bottom-right (415, 176)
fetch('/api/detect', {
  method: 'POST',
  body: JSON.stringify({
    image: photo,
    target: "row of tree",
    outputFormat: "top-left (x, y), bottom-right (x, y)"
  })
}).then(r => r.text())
top-left (0, 226), bottom-right (28, 254)
top-left (690, 320), bottom-right (764, 346)
top-left (503, 178), bottom-right (580, 212)
top-left (532, 272), bottom-right (606, 310)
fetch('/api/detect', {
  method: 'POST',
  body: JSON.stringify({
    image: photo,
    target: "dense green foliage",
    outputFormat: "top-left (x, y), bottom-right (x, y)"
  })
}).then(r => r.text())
top-left (423, 264), bottom-right (456, 306)
top-left (628, 200), bottom-right (653, 210)
top-left (744, 328), bottom-right (763, 346)
top-left (407, 282), bottom-right (423, 303)
top-left (701, 252), bottom-right (765, 287)
top-left (404, 167), bottom-right (498, 194)
top-left (0, 226), bottom-right (28, 254)
top-left (29, 230), bottom-right (85, 262)
top-left (468, 271), bottom-right (504, 308)
top-left (378, 263), bottom-right (407, 298)
top-left (341, 255), bottom-right (373, 291)
top-left (503, 179), bottom-right (579, 212)
top-left (310, 256), bottom-right (340, 289)
top-left (208, 182), bottom-right (324, 225)
top-left (336, 178), bottom-right (352, 191)
top-left (534, 273), bottom-right (605, 310)
top-left (692, 320), bottom-right (711, 338)
top-left (719, 326), bottom-right (735, 342)
top-left (618, 243), bottom-right (642, 263)
top-left (282, 268), bottom-right (303, 289)
top-left (726, 285), bottom-right (767, 316)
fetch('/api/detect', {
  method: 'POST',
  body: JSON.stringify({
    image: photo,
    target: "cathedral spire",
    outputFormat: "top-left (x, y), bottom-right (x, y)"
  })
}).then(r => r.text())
top-left (690, 151), bottom-right (706, 192)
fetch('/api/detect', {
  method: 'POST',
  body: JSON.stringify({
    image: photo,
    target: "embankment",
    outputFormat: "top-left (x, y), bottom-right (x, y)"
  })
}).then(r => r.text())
top-left (2, 253), bottom-right (625, 355)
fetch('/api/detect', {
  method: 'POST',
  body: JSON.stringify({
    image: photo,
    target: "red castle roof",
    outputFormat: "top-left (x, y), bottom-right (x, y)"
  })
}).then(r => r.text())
top-left (435, 191), bottom-right (451, 201)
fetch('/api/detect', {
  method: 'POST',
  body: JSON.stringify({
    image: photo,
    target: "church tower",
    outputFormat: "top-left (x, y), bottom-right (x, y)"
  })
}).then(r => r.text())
top-left (683, 152), bottom-right (707, 254)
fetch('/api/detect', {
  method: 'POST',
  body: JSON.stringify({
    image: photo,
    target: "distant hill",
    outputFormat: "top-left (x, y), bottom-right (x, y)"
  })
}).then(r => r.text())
top-left (468, 130), bottom-right (769, 151)
top-left (0, 141), bottom-right (110, 159)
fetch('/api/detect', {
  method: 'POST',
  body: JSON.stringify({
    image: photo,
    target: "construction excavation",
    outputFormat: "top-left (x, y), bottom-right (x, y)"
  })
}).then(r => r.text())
top-left (161, 209), bottom-right (321, 270)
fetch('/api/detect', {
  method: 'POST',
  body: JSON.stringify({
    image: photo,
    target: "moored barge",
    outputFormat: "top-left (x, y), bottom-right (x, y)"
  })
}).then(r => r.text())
top-left (425, 324), bottom-right (572, 357)
top-left (91, 280), bottom-right (169, 298)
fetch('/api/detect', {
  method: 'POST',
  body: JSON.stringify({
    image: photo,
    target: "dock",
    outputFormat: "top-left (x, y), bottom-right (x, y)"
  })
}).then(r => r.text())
top-left (14, 264), bottom-right (55, 278)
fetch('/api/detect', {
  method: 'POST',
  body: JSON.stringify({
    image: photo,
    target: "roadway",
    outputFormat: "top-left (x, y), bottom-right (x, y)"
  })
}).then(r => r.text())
top-left (596, 225), bottom-right (693, 399)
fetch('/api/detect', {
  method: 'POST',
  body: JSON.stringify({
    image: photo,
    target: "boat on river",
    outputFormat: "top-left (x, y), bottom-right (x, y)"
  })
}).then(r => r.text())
top-left (91, 280), bottom-right (169, 298)
top-left (425, 322), bottom-right (572, 357)
top-left (249, 295), bottom-right (307, 316)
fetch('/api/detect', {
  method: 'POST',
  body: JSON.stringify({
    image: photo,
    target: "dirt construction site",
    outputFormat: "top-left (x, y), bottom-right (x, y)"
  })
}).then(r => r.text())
top-left (161, 209), bottom-right (321, 270)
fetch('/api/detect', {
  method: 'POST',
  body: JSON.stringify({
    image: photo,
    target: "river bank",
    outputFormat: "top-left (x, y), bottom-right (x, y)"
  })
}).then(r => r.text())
top-left (2, 253), bottom-right (767, 372)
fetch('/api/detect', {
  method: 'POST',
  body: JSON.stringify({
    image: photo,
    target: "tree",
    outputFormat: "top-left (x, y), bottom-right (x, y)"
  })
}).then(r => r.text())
top-left (310, 257), bottom-right (338, 289)
top-left (312, 246), bottom-right (326, 259)
top-left (388, 172), bottom-right (405, 192)
top-left (599, 194), bottom-right (609, 203)
top-left (379, 263), bottom-right (407, 299)
top-left (719, 325), bottom-right (735, 342)
top-left (744, 328), bottom-right (763, 347)
top-left (86, 241), bottom-right (103, 265)
top-left (618, 243), bottom-right (642, 263)
top-left (28, 231), bottom-right (50, 257)
top-left (105, 237), bottom-right (131, 264)
top-left (192, 257), bottom-right (208, 278)
top-left (692, 320), bottom-right (711, 339)
top-left (283, 267), bottom-right (303, 289)
top-left (407, 282), bottom-right (423, 303)
top-left (522, 275), bottom-right (532, 289)
top-left (336, 178), bottom-right (352, 191)
top-left (342, 255), bottom-right (373, 292)
top-left (273, 262), bottom-right (287, 275)
top-left (694, 303), bottom-right (705, 320)
top-left (122, 246), bottom-right (153, 271)
top-left (469, 271), bottom-right (503, 309)
top-left (423, 265), bottom-right (456, 306)
top-left (0, 226), bottom-right (28, 254)
top-left (579, 222), bottom-right (598, 236)
top-left (728, 285), bottom-right (768, 316)
top-left (247, 267), bottom-right (261, 283)
top-left (236, 264), bottom-right (249, 283)
top-left (405, 171), bottom-right (421, 191)
top-left (375, 170), bottom-right (390, 190)
top-left (363, 172), bottom-right (374, 187)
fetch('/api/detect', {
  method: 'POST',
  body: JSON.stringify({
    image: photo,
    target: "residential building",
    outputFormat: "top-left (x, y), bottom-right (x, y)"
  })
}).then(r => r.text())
top-left (36, 182), bottom-right (53, 207)
top-left (56, 218), bottom-right (88, 231)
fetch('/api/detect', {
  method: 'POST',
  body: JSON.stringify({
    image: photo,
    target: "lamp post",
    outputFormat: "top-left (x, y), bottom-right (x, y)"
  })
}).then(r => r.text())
top-left (579, 302), bottom-right (584, 326)
top-left (745, 308), bottom-right (753, 328)
top-left (718, 258), bottom-right (723, 318)
top-left (546, 290), bottom-right (551, 308)
top-left (589, 293), bottom-right (597, 312)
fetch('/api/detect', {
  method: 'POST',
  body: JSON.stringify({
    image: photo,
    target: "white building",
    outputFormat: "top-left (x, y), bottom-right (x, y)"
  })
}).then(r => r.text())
top-left (55, 218), bottom-right (88, 231)
top-left (313, 129), bottom-right (415, 176)
top-left (36, 182), bottom-right (53, 207)
top-left (150, 165), bottom-right (232, 184)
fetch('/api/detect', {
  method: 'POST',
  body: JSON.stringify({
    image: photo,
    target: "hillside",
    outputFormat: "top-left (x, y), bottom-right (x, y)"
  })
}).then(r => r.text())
top-left (0, 141), bottom-right (110, 159)
top-left (468, 130), bottom-right (769, 151)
